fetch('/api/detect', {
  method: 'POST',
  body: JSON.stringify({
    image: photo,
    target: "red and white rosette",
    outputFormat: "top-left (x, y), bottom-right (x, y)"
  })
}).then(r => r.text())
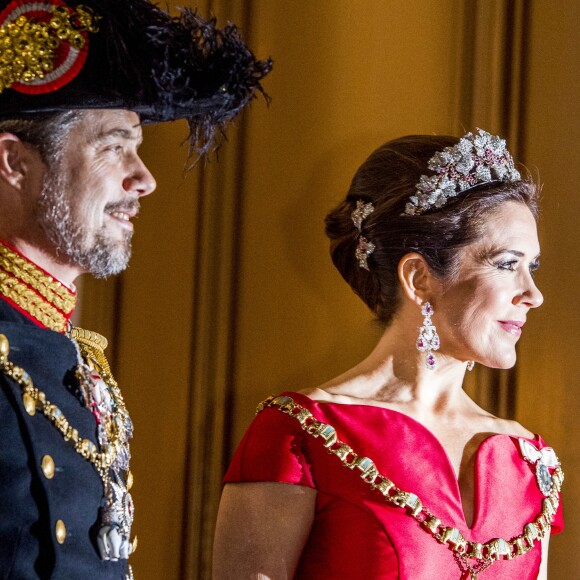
top-left (0, 0), bottom-right (91, 94)
top-left (519, 438), bottom-right (560, 497)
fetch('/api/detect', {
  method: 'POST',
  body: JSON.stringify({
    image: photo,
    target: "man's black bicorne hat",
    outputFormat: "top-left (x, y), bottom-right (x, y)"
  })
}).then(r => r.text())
top-left (0, 0), bottom-right (272, 153)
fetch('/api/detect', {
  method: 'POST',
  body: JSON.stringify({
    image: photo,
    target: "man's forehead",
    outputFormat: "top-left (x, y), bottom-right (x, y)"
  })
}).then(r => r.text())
top-left (81, 109), bottom-right (143, 140)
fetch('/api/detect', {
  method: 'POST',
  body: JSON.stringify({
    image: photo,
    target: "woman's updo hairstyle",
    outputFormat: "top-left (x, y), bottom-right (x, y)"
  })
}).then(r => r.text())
top-left (325, 135), bottom-right (538, 326)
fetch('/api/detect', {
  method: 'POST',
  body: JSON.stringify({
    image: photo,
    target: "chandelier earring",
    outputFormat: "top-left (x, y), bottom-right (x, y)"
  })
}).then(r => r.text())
top-left (416, 302), bottom-right (440, 370)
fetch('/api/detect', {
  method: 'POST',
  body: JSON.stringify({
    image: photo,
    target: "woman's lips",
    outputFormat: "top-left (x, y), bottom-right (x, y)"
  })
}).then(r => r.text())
top-left (498, 320), bottom-right (524, 336)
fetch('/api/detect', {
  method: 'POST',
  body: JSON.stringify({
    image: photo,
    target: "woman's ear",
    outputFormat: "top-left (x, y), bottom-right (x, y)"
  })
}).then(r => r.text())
top-left (397, 252), bottom-right (436, 306)
top-left (0, 133), bottom-right (32, 190)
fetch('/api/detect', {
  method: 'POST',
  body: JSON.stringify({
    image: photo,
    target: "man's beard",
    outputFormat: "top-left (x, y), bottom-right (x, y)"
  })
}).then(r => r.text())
top-left (36, 166), bottom-right (135, 279)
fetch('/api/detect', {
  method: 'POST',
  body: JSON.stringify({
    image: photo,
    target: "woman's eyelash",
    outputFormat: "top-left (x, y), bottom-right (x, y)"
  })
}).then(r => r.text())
top-left (495, 259), bottom-right (540, 275)
top-left (496, 260), bottom-right (518, 271)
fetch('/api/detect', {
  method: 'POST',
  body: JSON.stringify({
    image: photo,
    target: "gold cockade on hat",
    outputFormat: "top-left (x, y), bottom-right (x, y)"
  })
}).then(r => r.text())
top-left (0, 3), bottom-right (100, 94)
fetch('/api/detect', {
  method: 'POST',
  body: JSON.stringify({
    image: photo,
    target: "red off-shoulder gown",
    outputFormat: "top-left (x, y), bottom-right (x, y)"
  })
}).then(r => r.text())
top-left (225, 392), bottom-right (564, 579)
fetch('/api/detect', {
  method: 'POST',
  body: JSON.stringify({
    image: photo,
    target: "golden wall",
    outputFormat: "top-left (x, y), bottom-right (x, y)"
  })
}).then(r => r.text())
top-left (80, 1), bottom-right (578, 578)
top-left (516, 1), bottom-right (580, 571)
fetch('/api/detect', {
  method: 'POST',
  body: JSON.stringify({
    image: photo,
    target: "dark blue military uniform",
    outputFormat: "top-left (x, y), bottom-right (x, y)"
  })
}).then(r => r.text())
top-left (0, 300), bottom-right (127, 579)
top-left (0, 0), bottom-right (272, 576)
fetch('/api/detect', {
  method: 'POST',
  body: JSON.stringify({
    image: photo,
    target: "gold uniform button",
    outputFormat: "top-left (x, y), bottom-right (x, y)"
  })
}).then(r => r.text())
top-left (41, 455), bottom-right (55, 479)
top-left (55, 519), bottom-right (66, 544)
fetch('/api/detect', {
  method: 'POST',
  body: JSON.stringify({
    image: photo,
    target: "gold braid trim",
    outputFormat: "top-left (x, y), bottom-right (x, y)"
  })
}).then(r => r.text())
top-left (0, 269), bottom-right (67, 332)
top-left (0, 242), bottom-right (75, 314)
top-left (71, 327), bottom-right (108, 350)
top-left (258, 395), bottom-right (564, 574)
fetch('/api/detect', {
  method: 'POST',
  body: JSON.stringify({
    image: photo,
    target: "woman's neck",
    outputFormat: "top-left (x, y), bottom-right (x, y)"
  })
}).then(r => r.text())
top-left (314, 318), bottom-right (472, 416)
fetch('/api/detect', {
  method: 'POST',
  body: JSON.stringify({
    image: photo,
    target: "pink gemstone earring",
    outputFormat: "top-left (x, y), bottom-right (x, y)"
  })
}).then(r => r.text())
top-left (416, 302), bottom-right (440, 370)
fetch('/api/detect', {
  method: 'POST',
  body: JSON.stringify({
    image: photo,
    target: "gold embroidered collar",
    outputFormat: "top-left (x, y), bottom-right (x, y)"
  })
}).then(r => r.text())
top-left (0, 240), bottom-right (76, 333)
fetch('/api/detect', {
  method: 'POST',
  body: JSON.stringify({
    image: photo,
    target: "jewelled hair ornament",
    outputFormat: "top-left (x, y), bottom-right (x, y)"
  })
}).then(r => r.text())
top-left (404, 128), bottom-right (521, 216)
top-left (416, 301), bottom-right (440, 370)
top-left (351, 200), bottom-right (375, 271)
top-left (0, 0), bottom-right (272, 158)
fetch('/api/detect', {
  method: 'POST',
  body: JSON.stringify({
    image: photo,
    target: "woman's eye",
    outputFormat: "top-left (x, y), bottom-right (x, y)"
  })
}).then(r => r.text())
top-left (529, 261), bottom-right (540, 276)
top-left (496, 260), bottom-right (517, 272)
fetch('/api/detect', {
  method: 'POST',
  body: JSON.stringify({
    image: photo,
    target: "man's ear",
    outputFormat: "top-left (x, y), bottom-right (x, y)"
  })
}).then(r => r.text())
top-left (0, 133), bottom-right (32, 190)
top-left (397, 252), bottom-right (436, 306)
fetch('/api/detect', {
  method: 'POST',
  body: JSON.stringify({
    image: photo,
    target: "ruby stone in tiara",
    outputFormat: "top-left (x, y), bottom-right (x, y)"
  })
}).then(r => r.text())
top-left (403, 128), bottom-right (521, 216)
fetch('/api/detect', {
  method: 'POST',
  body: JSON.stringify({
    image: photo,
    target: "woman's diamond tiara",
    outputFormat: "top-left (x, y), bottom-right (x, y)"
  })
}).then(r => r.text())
top-left (404, 128), bottom-right (521, 216)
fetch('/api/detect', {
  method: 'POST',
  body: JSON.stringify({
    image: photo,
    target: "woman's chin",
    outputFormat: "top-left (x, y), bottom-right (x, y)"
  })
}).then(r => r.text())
top-left (480, 352), bottom-right (517, 370)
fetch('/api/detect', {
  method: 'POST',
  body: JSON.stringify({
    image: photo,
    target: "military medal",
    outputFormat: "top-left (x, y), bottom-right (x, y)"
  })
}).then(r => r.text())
top-left (71, 328), bottom-right (135, 563)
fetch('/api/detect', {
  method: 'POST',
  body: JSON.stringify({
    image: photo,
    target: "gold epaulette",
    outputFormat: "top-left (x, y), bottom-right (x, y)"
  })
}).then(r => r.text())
top-left (71, 326), bottom-right (115, 385)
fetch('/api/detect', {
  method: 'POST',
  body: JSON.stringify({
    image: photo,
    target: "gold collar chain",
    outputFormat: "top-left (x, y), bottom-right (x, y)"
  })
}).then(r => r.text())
top-left (0, 333), bottom-right (114, 484)
top-left (0, 328), bottom-right (132, 488)
top-left (0, 331), bottom-right (136, 565)
top-left (0, 241), bottom-right (76, 333)
top-left (258, 395), bottom-right (564, 578)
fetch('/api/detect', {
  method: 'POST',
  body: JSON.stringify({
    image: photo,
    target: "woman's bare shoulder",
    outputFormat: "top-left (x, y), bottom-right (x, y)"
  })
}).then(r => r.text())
top-left (297, 387), bottom-right (328, 400)
top-left (297, 386), bottom-right (355, 404)
top-left (491, 416), bottom-right (535, 439)
top-left (465, 396), bottom-right (535, 439)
